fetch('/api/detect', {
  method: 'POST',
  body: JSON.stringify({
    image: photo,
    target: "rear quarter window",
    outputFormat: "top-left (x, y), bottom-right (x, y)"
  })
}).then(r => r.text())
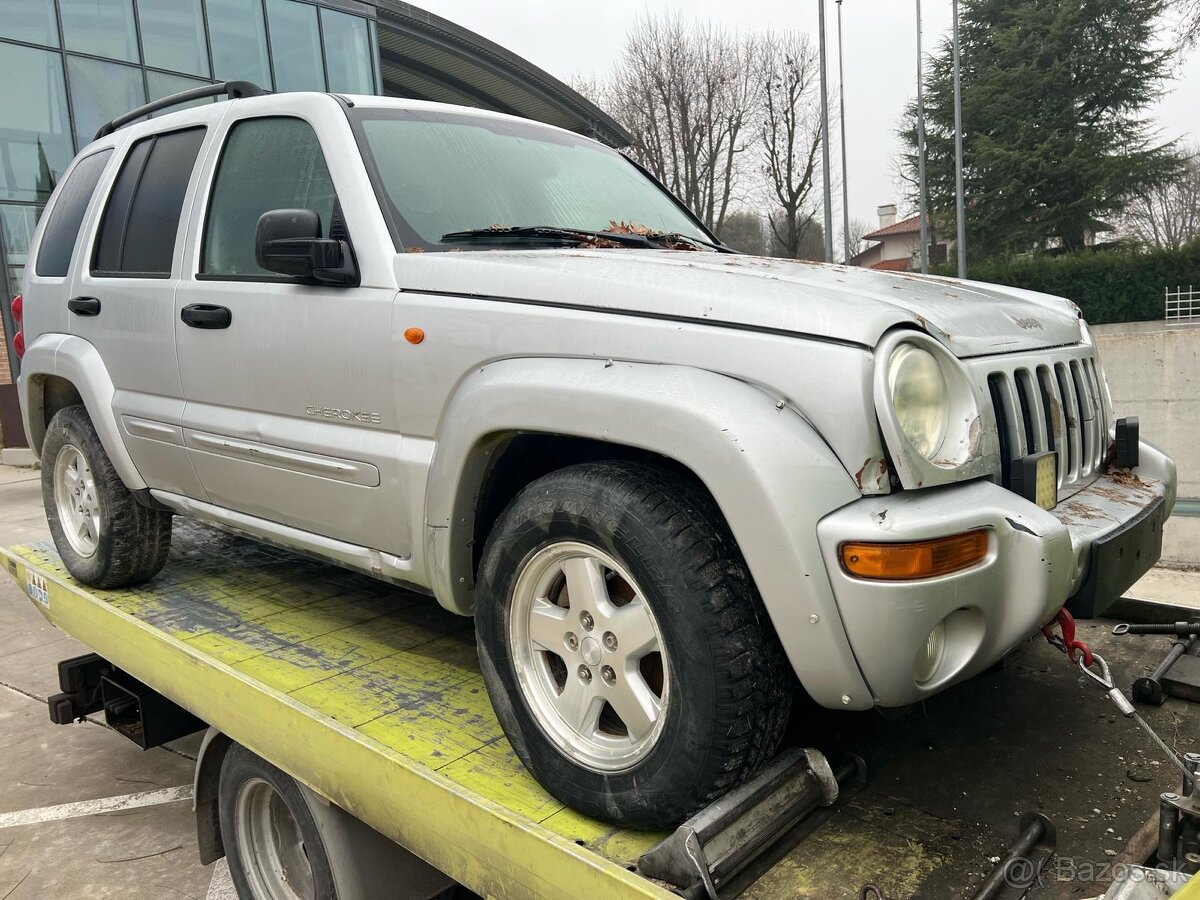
top-left (34, 149), bottom-right (113, 278)
top-left (93, 127), bottom-right (206, 277)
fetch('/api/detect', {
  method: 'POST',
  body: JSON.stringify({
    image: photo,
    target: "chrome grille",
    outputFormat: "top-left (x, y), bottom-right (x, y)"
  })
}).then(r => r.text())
top-left (972, 348), bottom-right (1109, 497)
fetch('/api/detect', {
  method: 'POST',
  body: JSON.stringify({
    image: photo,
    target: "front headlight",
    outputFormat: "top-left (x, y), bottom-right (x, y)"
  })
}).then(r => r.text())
top-left (873, 329), bottom-right (999, 490)
top-left (887, 344), bottom-right (948, 459)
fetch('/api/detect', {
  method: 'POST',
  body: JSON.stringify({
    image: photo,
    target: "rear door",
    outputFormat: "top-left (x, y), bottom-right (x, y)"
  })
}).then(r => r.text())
top-left (70, 116), bottom-right (223, 498)
top-left (173, 97), bottom-right (407, 556)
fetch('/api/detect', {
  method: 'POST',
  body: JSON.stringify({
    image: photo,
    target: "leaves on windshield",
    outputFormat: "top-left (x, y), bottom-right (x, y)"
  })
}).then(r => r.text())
top-left (605, 220), bottom-right (702, 251)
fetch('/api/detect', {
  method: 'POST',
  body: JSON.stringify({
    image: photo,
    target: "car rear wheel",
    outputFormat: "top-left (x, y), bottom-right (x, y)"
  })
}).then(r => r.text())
top-left (475, 461), bottom-right (793, 828)
top-left (41, 405), bottom-right (172, 588)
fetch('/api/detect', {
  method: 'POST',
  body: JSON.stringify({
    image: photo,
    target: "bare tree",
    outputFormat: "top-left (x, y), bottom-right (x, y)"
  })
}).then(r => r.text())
top-left (601, 15), bottom-right (760, 233)
top-left (1122, 149), bottom-right (1200, 250)
top-left (841, 217), bottom-right (871, 262)
top-left (756, 31), bottom-right (824, 259)
top-left (717, 210), bottom-right (768, 255)
top-left (1174, 0), bottom-right (1200, 42)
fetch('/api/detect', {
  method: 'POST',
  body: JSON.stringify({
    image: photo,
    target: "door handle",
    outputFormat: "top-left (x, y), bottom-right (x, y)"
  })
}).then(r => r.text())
top-left (68, 296), bottom-right (101, 316)
top-left (180, 304), bottom-right (232, 329)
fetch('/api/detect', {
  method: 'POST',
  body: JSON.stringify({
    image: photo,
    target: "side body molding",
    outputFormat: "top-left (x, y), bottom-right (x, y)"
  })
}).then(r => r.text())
top-left (17, 334), bottom-right (148, 491)
top-left (424, 358), bottom-right (874, 709)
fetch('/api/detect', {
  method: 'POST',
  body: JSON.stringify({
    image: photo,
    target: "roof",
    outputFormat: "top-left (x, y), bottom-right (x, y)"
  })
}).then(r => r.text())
top-left (870, 257), bottom-right (913, 271)
top-left (847, 244), bottom-right (881, 267)
top-left (372, 3), bottom-right (632, 148)
top-left (862, 214), bottom-right (922, 241)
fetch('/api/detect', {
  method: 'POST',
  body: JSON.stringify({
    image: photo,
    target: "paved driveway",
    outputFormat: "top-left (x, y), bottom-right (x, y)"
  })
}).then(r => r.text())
top-left (0, 464), bottom-right (228, 900)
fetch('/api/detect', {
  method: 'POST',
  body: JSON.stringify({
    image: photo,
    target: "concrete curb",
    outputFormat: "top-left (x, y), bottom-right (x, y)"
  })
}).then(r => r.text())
top-left (0, 448), bottom-right (37, 468)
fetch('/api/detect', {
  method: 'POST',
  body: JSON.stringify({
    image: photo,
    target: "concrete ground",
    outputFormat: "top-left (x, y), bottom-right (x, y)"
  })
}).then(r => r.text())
top-left (0, 460), bottom-right (1197, 899)
top-left (0, 464), bottom-right (229, 900)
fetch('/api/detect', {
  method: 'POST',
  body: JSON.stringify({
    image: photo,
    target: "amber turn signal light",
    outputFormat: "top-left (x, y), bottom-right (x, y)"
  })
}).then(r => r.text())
top-left (404, 327), bottom-right (425, 345)
top-left (841, 530), bottom-right (989, 581)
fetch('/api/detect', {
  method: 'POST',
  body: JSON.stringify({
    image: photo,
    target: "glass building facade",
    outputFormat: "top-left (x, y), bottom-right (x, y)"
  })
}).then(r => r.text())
top-left (0, 0), bottom-right (382, 372)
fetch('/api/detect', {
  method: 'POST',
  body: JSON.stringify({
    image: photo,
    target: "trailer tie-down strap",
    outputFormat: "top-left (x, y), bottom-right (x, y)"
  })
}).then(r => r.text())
top-left (1044, 608), bottom-right (1191, 781)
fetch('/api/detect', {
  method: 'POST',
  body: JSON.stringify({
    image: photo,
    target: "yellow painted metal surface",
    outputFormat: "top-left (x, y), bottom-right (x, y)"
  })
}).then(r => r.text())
top-left (1, 524), bottom-right (671, 900)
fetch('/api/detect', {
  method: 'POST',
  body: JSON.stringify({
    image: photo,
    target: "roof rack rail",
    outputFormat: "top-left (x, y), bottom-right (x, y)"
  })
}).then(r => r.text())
top-left (93, 80), bottom-right (266, 141)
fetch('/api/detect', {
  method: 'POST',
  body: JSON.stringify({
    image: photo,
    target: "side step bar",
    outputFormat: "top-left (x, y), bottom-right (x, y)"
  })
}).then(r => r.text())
top-left (48, 653), bottom-right (205, 749)
top-left (639, 748), bottom-right (866, 898)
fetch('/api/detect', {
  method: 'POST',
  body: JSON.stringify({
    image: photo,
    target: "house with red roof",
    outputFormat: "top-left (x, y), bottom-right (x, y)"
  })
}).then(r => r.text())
top-left (849, 204), bottom-right (948, 271)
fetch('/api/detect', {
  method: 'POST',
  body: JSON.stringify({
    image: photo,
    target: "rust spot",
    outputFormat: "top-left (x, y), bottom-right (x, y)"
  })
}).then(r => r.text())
top-left (1046, 392), bottom-right (1064, 437)
top-left (854, 458), bottom-right (872, 491)
top-left (851, 458), bottom-right (891, 492)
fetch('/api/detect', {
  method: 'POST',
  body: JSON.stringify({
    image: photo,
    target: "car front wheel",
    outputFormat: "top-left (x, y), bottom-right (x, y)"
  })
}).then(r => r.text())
top-left (475, 461), bottom-right (792, 828)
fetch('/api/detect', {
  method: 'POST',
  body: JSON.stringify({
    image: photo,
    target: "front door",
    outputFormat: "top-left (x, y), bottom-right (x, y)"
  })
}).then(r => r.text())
top-left (173, 106), bottom-right (407, 556)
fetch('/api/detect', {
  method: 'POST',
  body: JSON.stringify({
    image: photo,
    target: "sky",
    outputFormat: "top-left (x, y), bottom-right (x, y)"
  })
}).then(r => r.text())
top-left (415, 0), bottom-right (1200, 234)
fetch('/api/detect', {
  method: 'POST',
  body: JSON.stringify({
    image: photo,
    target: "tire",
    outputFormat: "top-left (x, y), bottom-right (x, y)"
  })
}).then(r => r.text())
top-left (41, 405), bottom-right (172, 588)
top-left (475, 461), bottom-right (793, 828)
top-left (218, 743), bottom-right (337, 900)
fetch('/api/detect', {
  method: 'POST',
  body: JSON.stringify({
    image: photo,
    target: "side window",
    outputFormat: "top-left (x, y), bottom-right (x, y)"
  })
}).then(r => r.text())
top-left (34, 150), bottom-right (113, 278)
top-left (93, 127), bottom-right (206, 277)
top-left (201, 117), bottom-right (338, 278)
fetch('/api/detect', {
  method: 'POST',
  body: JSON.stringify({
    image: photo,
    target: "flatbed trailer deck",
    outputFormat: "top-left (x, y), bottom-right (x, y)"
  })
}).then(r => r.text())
top-left (4, 522), bottom-right (1199, 899)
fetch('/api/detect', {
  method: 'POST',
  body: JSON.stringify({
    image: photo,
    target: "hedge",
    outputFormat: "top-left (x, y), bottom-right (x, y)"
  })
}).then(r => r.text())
top-left (939, 241), bottom-right (1200, 325)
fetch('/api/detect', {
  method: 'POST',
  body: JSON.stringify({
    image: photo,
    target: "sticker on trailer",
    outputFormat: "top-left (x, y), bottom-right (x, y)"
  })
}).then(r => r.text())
top-left (25, 570), bottom-right (49, 607)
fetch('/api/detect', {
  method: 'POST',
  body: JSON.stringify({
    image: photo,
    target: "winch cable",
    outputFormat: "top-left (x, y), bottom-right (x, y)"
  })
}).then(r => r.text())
top-left (1043, 609), bottom-right (1190, 781)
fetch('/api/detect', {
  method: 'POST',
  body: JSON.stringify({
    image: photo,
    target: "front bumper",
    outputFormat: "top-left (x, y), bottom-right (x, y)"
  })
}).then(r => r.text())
top-left (816, 441), bottom-right (1176, 708)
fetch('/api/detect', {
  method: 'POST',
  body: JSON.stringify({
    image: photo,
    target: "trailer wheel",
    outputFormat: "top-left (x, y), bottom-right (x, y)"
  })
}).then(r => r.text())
top-left (219, 744), bottom-right (337, 900)
top-left (41, 405), bottom-right (172, 588)
top-left (476, 461), bottom-right (793, 828)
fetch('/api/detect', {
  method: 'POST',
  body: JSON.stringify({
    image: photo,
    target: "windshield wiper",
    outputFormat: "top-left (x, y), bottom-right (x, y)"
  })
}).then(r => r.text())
top-left (440, 226), bottom-right (653, 248)
top-left (649, 232), bottom-right (736, 253)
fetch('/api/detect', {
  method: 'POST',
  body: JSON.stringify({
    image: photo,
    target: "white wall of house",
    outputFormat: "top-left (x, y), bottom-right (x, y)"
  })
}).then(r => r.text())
top-left (877, 233), bottom-right (919, 264)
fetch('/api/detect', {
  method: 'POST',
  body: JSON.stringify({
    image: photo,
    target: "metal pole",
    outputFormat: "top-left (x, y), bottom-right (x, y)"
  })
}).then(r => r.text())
top-left (952, 0), bottom-right (966, 278)
top-left (837, 0), bottom-right (851, 263)
top-left (915, 0), bottom-right (928, 274)
top-left (818, 0), bottom-right (834, 263)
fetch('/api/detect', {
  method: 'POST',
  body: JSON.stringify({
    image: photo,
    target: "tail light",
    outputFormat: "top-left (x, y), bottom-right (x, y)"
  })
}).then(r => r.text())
top-left (10, 294), bottom-right (23, 359)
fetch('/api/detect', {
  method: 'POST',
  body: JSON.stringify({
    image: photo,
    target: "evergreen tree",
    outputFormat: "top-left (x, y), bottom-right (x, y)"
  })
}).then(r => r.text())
top-left (902, 0), bottom-right (1181, 256)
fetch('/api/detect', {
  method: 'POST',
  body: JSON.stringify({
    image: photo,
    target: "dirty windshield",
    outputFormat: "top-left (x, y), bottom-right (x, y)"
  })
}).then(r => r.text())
top-left (351, 109), bottom-right (710, 251)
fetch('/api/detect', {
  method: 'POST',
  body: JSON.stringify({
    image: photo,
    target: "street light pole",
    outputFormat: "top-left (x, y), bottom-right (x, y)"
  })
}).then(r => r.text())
top-left (836, 0), bottom-right (851, 263)
top-left (952, 0), bottom-right (967, 279)
top-left (915, 0), bottom-right (929, 274)
top-left (818, 0), bottom-right (834, 263)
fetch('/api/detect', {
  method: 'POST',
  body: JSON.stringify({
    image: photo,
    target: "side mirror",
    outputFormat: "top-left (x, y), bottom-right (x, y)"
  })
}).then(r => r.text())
top-left (255, 208), bottom-right (358, 286)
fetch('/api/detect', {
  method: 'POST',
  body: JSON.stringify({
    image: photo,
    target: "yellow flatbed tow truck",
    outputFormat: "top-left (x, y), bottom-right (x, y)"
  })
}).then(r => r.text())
top-left (5, 522), bottom-right (1200, 899)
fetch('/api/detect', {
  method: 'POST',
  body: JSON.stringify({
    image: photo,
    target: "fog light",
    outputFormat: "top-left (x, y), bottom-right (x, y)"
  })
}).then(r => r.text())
top-left (914, 621), bottom-right (947, 685)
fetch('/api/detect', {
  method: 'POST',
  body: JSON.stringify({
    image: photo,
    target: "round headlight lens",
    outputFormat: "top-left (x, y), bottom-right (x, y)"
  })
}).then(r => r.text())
top-left (888, 344), bottom-right (949, 459)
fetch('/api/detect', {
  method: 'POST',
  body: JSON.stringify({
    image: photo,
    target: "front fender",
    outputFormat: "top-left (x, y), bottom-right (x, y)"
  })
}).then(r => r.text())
top-left (18, 334), bottom-right (147, 490)
top-left (425, 357), bottom-right (874, 709)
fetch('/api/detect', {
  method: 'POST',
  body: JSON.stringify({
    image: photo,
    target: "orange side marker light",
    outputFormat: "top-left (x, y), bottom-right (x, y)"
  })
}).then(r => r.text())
top-left (841, 530), bottom-right (989, 581)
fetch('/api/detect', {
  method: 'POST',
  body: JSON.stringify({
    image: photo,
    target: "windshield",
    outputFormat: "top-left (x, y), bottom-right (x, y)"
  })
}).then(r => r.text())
top-left (350, 108), bottom-right (710, 251)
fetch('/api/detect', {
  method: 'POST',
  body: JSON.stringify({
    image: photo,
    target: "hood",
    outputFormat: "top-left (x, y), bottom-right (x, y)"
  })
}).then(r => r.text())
top-left (394, 249), bottom-right (1083, 358)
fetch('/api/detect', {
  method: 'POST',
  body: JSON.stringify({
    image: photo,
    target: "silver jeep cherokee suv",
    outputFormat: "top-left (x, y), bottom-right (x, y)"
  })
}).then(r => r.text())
top-left (11, 84), bottom-right (1176, 828)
